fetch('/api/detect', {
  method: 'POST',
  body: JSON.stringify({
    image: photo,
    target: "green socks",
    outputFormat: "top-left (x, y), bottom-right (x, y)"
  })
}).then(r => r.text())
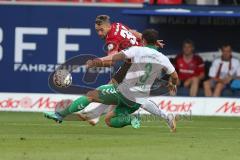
top-left (59, 96), bottom-right (91, 117)
top-left (109, 115), bottom-right (132, 128)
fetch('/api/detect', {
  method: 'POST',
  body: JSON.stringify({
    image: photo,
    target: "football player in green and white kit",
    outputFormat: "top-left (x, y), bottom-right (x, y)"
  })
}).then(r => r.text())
top-left (44, 29), bottom-right (178, 132)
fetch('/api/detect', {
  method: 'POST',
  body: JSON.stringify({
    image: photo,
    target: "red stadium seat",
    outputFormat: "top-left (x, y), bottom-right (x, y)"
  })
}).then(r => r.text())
top-left (128, 0), bottom-right (144, 3)
top-left (150, 0), bottom-right (182, 5)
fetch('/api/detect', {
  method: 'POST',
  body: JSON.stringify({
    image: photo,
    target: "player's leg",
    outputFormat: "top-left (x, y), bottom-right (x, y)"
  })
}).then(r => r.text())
top-left (104, 105), bottom-right (116, 126)
top-left (77, 103), bottom-right (109, 126)
top-left (52, 99), bottom-right (102, 125)
top-left (44, 84), bottom-right (118, 123)
top-left (80, 61), bottom-right (131, 126)
top-left (66, 83), bottom-right (140, 128)
top-left (105, 98), bottom-right (141, 128)
top-left (141, 100), bottom-right (176, 132)
top-left (73, 78), bottom-right (120, 126)
top-left (44, 95), bottom-right (92, 123)
top-left (105, 110), bottom-right (134, 128)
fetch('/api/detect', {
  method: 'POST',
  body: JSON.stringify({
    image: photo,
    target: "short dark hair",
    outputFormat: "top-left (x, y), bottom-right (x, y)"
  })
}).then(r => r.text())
top-left (221, 43), bottom-right (232, 50)
top-left (142, 29), bottom-right (159, 45)
top-left (95, 15), bottom-right (110, 25)
top-left (182, 39), bottom-right (194, 47)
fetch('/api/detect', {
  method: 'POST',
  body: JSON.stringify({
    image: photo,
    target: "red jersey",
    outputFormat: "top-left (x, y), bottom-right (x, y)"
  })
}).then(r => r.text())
top-left (174, 54), bottom-right (205, 81)
top-left (105, 23), bottom-right (142, 55)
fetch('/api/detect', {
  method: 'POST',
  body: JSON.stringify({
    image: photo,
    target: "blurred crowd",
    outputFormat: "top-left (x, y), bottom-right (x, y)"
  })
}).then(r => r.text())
top-left (172, 40), bottom-right (240, 97)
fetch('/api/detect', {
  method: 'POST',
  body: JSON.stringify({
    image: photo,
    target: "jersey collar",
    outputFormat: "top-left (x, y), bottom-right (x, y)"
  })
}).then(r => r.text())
top-left (146, 45), bottom-right (158, 50)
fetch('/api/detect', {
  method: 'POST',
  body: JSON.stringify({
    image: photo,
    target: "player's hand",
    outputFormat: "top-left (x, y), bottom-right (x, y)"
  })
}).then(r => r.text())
top-left (167, 82), bottom-right (177, 96)
top-left (86, 59), bottom-right (102, 69)
top-left (156, 40), bottom-right (165, 48)
top-left (86, 60), bottom-right (94, 69)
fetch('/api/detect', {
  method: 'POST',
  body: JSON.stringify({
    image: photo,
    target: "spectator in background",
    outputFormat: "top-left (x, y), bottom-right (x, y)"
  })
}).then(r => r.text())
top-left (203, 44), bottom-right (239, 97)
top-left (174, 39), bottom-right (205, 96)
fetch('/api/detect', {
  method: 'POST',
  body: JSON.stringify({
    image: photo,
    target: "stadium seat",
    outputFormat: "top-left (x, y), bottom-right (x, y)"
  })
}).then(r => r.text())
top-left (233, 90), bottom-right (240, 97)
top-left (221, 88), bottom-right (234, 97)
top-left (176, 87), bottom-right (189, 96)
top-left (150, 0), bottom-right (182, 5)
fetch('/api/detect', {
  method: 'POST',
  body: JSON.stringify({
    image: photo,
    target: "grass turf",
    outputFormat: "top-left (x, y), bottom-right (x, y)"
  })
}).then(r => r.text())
top-left (0, 112), bottom-right (240, 160)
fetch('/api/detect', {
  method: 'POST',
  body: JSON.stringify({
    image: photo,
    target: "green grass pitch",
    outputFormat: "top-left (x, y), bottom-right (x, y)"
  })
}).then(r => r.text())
top-left (0, 112), bottom-right (240, 160)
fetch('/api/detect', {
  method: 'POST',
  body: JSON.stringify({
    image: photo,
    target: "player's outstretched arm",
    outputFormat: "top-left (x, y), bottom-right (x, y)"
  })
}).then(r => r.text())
top-left (130, 29), bottom-right (165, 48)
top-left (101, 52), bottom-right (126, 62)
top-left (86, 59), bottom-right (114, 68)
top-left (86, 52), bottom-right (127, 68)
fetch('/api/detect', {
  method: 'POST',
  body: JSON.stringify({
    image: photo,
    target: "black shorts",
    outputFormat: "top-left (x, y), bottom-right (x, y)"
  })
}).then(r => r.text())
top-left (112, 61), bottom-right (132, 84)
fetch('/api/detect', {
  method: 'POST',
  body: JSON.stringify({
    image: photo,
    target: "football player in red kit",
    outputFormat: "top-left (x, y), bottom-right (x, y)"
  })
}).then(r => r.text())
top-left (77, 15), bottom-right (164, 126)
top-left (100, 22), bottom-right (141, 55)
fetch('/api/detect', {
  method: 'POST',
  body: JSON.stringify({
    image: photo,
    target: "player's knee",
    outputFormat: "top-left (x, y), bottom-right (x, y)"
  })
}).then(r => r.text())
top-left (105, 112), bottom-right (114, 127)
top-left (105, 116), bottom-right (111, 127)
top-left (86, 90), bottom-right (99, 102)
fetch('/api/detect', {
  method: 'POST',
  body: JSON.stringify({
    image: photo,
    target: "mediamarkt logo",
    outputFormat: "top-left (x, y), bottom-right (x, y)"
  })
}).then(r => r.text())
top-left (0, 97), bottom-right (72, 109)
top-left (157, 100), bottom-right (193, 112)
top-left (215, 102), bottom-right (240, 114)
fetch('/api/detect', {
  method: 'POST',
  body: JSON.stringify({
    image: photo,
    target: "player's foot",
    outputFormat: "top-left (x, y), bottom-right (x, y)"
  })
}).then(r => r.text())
top-left (166, 114), bottom-right (176, 132)
top-left (44, 112), bottom-right (63, 123)
top-left (76, 113), bottom-right (97, 126)
top-left (131, 116), bottom-right (141, 129)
